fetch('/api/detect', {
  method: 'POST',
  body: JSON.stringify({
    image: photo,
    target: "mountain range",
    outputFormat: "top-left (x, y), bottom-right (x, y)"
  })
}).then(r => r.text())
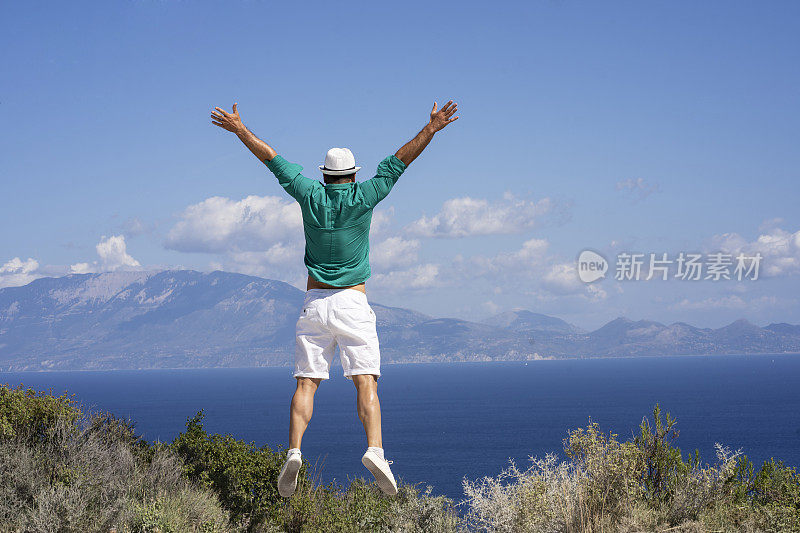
top-left (0, 270), bottom-right (798, 371)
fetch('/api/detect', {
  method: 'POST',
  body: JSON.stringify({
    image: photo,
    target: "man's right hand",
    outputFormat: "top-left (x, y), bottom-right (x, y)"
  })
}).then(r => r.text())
top-left (429, 100), bottom-right (459, 132)
top-left (211, 103), bottom-right (245, 135)
top-left (213, 102), bottom-right (278, 162)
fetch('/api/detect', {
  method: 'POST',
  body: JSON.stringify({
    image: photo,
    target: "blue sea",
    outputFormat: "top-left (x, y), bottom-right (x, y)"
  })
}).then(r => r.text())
top-left (2, 355), bottom-right (799, 501)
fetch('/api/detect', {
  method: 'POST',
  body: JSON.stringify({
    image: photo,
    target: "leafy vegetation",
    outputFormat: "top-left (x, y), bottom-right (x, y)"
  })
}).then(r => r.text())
top-left (1, 384), bottom-right (798, 532)
top-left (462, 404), bottom-right (800, 532)
top-left (0, 385), bottom-right (229, 532)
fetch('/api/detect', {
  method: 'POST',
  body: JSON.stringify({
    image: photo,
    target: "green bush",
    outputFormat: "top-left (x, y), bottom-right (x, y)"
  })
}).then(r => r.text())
top-left (729, 455), bottom-right (800, 531)
top-left (564, 419), bottom-right (644, 522)
top-left (0, 384), bottom-right (231, 533)
top-left (463, 404), bottom-right (800, 532)
top-left (750, 457), bottom-right (800, 508)
top-left (171, 411), bottom-right (293, 530)
top-left (168, 410), bottom-right (460, 532)
top-left (0, 384), bottom-right (81, 442)
top-left (280, 477), bottom-right (458, 533)
top-left (282, 477), bottom-right (393, 532)
top-left (634, 403), bottom-right (690, 504)
top-left (0, 384), bottom-right (458, 533)
top-left (125, 491), bottom-right (230, 533)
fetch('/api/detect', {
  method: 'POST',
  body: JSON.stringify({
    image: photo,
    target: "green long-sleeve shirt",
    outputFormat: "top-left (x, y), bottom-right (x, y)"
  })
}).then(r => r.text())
top-left (265, 154), bottom-right (407, 286)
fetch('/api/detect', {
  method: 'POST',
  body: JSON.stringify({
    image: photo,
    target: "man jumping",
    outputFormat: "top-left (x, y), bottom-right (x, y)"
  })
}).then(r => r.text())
top-left (210, 100), bottom-right (459, 497)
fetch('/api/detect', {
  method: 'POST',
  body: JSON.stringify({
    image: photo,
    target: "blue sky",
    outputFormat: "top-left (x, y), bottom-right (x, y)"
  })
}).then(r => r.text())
top-left (1, 1), bottom-right (799, 329)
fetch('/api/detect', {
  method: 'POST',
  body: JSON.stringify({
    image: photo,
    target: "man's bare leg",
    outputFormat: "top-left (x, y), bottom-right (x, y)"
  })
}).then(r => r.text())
top-left (279, 377), bottom-right (320, 497)
top-left (352, 374), bottom-right (382, 447)
top-left (289, 377), bottom-right (321, 449)
top-left (353, 374), bottom-right (397, 494)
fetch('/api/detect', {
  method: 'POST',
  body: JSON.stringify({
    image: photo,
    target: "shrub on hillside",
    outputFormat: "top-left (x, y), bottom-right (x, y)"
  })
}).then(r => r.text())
top-left (0, 384), bottom-right (230, 533)
top-left (171, 411), bottom-right (460, 532)
top-left (0, 385), bottom-right (81, 443)
top-left (171, 411), bottom-right (292, 530)
top-left (278, 477), bottom-right (459, 533)
top-left (462, 404), bottom-right (800, 532)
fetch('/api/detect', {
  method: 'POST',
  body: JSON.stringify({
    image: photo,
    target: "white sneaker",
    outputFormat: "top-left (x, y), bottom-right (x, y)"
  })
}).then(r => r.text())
top-left (361, 449), bottom-right (398, 496)
top-left (277, 450), bottom-right (302, 497)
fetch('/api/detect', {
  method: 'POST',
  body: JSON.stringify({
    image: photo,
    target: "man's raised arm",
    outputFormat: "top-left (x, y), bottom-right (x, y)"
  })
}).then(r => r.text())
top-left (211, 103), bottom-right (319, 202)
top-left (211, 103), bottom-right (277, 162)
top-left (395, 100), bottom-right (459, 166)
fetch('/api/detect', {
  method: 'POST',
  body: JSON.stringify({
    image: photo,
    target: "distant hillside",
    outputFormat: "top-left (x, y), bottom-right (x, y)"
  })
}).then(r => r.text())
top-left (481, 309), bottom-right (584, 334)
top-left (543, 317), bottom-right (800, 357)
top-left (0, 270), bottom-right (798, 371)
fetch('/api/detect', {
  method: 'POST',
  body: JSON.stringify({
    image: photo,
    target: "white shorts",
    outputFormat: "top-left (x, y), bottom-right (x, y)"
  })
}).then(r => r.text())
top-left (294, 288), bottom-right (381, 380)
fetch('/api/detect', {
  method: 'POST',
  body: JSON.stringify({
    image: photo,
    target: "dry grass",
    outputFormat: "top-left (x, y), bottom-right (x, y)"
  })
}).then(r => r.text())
top-left (460, 409), bottom-right (799, 533)
top-left (0, 409), bottom-right (229, 533)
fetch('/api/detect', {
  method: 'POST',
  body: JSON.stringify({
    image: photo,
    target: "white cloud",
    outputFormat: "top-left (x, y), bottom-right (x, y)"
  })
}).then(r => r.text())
top-left (0, 257), bottom-right (41, 288)
top-left (97, 235), bottom-right (141, 269)
top-left (758, 217), bottom-right (784, 232)
top-left (209, 241), bottom-right (307, 287)
top-left (69, 262), bottom-right (94, 274)
top-left (484, 300), bottom-right (500, 315)
top-left (669, 294), bottom-right (788, 311)
top-left (669, 294), bottom-right (790, 312)
top-left (228, 243), bottom-right (305, 270)
top-left (370, 236), bottom-right (420, 269)
top-left (369, 207), bottom-right (395, 237)
top-left (615, 178), bottom-right (660, 201)
top-left (543, 262), bottom-right (583, 293)
top-left (165, 195), bottom-right (302, 253)
top-left (586, 284), bottom-right (608, 300)
top-left (161, 195), bottom-right (309, 281)
top-left (671, 295), bottom-right (747, 310)
top-left (540, 262), bottom-right (607, 299)
top-left (712, 226), bottom-right (800, 277)
top-left (405, 194), bottom-right (553, 238)
top-left (1, 235), bottom-right (145, 288)
top-left (70, 235), bottom-right (141, 273)
top-left (370, 263), bottom-right (441, 291)
top-left (450, 239), bottom-right (608, 300)
top-left (459, 238), bottom-right (550, 276)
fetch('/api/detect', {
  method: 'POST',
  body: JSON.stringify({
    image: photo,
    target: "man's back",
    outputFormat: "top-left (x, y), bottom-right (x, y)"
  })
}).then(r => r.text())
top-left (267, 154), bottom-right (407, 287)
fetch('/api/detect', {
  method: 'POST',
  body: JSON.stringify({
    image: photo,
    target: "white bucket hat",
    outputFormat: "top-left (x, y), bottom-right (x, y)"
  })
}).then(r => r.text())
top-left (319, 147), bottom-right (361, 175)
